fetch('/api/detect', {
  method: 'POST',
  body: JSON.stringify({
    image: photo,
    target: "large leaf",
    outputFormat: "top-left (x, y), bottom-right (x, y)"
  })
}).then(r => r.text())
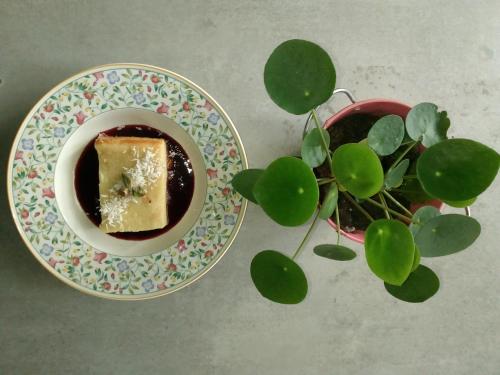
top-left (415, 214), bottom-right (481, 257)
top-left (417, 138), bottom-right (499, 201)
top-left (443, 197), bottom-right (476, 208)
top-left (384, 265), bottom-right (439, 303)
top-left (406, 103), bottom-right (449, 147)
top-left (385, 159), bottom-right (410, 189)
top-left (264, 39), bottom-right (336, 115)
top-left (409, 205), bottom-right (441, 237)
top-left (365, 219), bottom-right (415, 286)
top-left (250, 250), bottom-right (308, 304)
top-left (231, 169), bottom-right (264, 203)
top-left (301, 128), bottom-right (330, 168)
top-left (367, 115), bottom-right (405, 156)
top-left (332, 143), bottom-right (384, 199)
top-left (313, 244), bottom-right (356, 261)
top-left (254, 157), bottom-right (319, 226)
top-left (318, 183), bottom-right (338, 220)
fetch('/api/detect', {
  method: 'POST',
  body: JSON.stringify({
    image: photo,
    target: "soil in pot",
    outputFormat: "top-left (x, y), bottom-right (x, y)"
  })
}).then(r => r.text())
top-left (315, 113), bottom-right (429, 232)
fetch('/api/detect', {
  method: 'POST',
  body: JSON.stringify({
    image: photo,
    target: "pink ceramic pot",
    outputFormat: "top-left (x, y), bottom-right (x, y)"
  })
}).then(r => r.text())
top-left (323, 98), bottom-right (443, 244)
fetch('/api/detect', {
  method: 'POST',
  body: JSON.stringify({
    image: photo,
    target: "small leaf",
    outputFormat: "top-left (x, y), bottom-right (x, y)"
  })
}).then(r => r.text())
top-left (384, 265), bottom-right (439, 303)
top-left (406, 103), bottom-right (449, 147)
top-left (121, 173), bottom-right (131, 189)
top-left (301, 128), bottom-right (330, 168)
top-left (367, 115), bottom-right (405, 156)
top-left (409, 205), bottom-right (440, 237)
top-left (365, 219), bottom-right (415, 286)
top-left (417, 139), bottom-right (499, 201)
top-left (264, 39), bottom-right (336, 114)
top-left (384, 159), bottom-right (410, 189)
top-left (231, 169), bottom-right (264, 204)
top-left (250, 250), bottom-right (308, 304)
top-left (415, 214), bottom-right (481, 257)
top-left (313, 244), bottom-right (356, 261)
top-left (318, 183), bottom-right (338, 220)
top-left (332, 143), bottom-right (384, 199)
top-left (411, 245), bottom-right (421, 272)
top-left (132, 188), bottom-right (145, 197)
top-left (254, 157), bottom-right (319, 226)
top-left (443, 197), bottom-right (476, 208)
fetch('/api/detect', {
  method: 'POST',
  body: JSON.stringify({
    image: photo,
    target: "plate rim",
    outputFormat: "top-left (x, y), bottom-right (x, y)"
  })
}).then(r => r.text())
top-left (6, 63), bottom-right (248, 300)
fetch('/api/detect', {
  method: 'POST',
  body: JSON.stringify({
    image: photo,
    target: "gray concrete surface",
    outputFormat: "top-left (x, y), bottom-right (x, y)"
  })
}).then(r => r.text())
top-left (1, 0), bottom-right (499, 374)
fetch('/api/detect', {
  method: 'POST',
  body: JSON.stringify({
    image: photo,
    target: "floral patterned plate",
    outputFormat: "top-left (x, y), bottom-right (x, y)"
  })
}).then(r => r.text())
top-left (7, 64), bottom-right (247, 300)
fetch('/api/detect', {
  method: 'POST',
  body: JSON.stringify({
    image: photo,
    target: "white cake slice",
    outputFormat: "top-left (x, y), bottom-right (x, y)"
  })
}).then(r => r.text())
top-left (95, 136), bottom-right (168, 233)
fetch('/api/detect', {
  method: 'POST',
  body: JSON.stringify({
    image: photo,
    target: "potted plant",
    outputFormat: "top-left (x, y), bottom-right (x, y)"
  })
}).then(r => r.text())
top-left (232, 39), bottom-right (500, 304)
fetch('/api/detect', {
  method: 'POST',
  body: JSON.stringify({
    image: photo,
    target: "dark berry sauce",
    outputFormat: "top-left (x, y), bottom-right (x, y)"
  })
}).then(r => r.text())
top-left (74, 125), bottom-right (194, 240)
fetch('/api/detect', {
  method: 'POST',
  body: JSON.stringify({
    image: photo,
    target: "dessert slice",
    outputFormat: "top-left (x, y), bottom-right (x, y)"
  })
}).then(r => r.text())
top-left (95, 136), bottom-right (168, 233)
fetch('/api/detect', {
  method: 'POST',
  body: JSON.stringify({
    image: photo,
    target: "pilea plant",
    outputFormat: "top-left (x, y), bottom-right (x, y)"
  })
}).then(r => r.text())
top-left (232, 39), bottom-right (500, 304)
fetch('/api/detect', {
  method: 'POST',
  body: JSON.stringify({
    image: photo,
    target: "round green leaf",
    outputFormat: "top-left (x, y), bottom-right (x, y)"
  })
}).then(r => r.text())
top-left (417, 139), bottom-right (499, 201)
top-left (367, 115), bottom-right (405, 156)
top-left (406, 103), bottom-right (450, 147)
top-left (415, 214), bottom-right (481, 257)
top-left (332, 143), bottom-right (384, 199)
top-left (250, 250), bottom-right (308, 304)
top-left (313, 244), bottom-right (356, 261)
top-left (318, 183), bottom-right (338, 220)
top-left (365, 219), bottom-right (415, 286)
top-left (231, 169), bottom-right (264, 204)
top-left (384, 265), bottom-right (439, 303)
top-left (301, 128), bottom-right (331, 168)
top-left (254, 157), bottom-right (319, 226)
top-left (264, 39), bottom-right (336, 115)
top-left (409, 205), bottom-right (441, 237)
top-left (385, 158), bottom-right (410, 189)
top-left (411, 245), bottom-right (421, 272)
top-left (443, 197), bottom-right (476, 208)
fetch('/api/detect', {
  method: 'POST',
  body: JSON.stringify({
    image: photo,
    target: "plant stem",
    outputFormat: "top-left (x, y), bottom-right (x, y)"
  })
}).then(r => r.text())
top-left (382, 190), bottom-right (413, 216)
top-left (388, 141), bottom-right (417, 171)
top-left (364, 197), bottom-right (412, 223)
top-left (291, 210), bottom-right (321, 260)
top-left (342, 192), bottom-right (374, 222)
top-left (317, 177), bottom-right (336, 186)
top-left (403, 175), bottom-right (417, 179)
top-left (378, 193), bottom-right (391, 219)
top-left (335, 205), bottom-right (341, 245)
top-left (311, 108), bottom-right (334, 175)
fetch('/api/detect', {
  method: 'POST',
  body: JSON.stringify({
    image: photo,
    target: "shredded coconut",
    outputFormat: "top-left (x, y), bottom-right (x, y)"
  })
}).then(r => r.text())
top-left (123, 147), bottom-right (162, 189)
top-left (100, 196), bottom-right (131, 226)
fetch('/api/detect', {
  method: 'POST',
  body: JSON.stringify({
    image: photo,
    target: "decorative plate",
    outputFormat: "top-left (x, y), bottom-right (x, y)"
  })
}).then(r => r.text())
top-left (7, 64), bottom-right (247, 300)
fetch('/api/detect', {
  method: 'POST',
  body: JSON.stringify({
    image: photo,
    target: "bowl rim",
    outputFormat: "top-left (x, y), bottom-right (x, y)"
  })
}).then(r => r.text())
top-left (6, 63), bottom-right (248, 300)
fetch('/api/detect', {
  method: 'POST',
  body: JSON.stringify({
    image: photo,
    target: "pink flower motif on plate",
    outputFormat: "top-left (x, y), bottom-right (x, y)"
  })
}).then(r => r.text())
top-left (207, 168), bottom-right (218, 179)
top-left (203, 100), bottom-right (213, 111)
top-left (75, 111), bottom-right (87, 125)
top-left (176, 240), bottom-right (187, 252)
top-left (93, 72), bottom-right (104, 86)
top-left (93, 252), bottom-right (107, 263)
top-left (156, 103), bottom-right (169, 114)
top-left (42, 187), bottom-right (55, 198)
